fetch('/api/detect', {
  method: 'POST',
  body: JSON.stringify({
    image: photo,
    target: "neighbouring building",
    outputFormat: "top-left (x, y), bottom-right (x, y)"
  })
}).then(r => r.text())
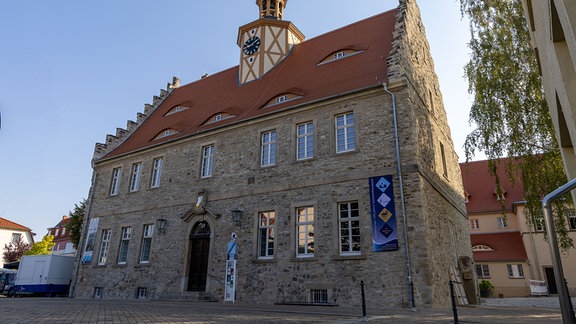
top-left (522, 1), bottom-right (576, 180)
top-left (461, 158), bottom-right (576, 297)
top-left (48, 216), bottom-right (75, 256)
top-left (72, 0), bottom-right (476, 307)
top-left (0, 217), bottom-right (35, 268)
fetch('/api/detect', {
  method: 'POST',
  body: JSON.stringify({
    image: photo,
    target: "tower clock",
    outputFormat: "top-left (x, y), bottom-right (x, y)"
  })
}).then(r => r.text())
top-left (237, 0), bottom-right (305, 84)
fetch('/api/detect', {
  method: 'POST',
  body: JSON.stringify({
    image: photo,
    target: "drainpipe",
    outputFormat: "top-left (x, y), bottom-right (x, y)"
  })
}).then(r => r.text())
top-left (383, 83), bottom-right (415, 310)
top-left (542, 179), bottom-right (576, 324)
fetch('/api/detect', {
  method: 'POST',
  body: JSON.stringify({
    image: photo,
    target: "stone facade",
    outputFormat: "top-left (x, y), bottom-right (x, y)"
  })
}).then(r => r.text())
top-left (71, 0), bottom-right (476, 307)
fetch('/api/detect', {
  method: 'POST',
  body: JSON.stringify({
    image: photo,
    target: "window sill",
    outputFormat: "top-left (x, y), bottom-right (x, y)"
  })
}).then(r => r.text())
top-left (291, 256), bottom-right (316, 262)
top-left (332, 254), bottom-right (366, 261)
top-left (252, 258), bottom-right (278, 264)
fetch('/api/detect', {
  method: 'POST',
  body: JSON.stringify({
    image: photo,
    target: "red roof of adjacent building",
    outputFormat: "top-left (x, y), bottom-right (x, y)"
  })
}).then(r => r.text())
top-left (471, 232), bottom-right (528, 262)
top-left (0, 217), bottom-right (31, 231)
top-left (104, 9), bottom-right (397, 159)
top-left (460, 159), bottom-right (525, 214)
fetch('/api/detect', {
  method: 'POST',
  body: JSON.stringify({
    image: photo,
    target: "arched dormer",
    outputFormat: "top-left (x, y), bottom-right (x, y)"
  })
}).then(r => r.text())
top-left (472, 244), bottom-right (495, 252)
top-left (202, 112), bottom-right (236, 125)
top-left (164, 106), bottom-right (189, 116)
top-left (318, 49), bottom-right (364, 65)
top-left (153, 129), bottom-right (179, 140)
top-left (262, 92), bottom-right (302, 108)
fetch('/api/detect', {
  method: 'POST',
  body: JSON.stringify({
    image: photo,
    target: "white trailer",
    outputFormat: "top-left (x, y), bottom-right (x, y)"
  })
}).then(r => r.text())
top-left (12, 255), bottom-right (75, 297)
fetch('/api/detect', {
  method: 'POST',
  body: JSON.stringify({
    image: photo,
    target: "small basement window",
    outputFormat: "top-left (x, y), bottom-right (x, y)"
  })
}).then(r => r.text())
top-left (93, 287), bottom-right (103, 299)
top-left (310, 289), bottom-right (328, 304)
top-left (137, 287), bottom-right (148, 299)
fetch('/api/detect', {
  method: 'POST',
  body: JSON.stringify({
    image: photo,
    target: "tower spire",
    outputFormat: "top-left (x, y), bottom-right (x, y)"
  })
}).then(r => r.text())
top-left (257, 0), bottom-right (286, 20)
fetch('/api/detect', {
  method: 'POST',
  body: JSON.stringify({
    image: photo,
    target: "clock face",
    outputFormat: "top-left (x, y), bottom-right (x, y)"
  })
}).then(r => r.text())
top-left (243, 36), bottom-right (261, 56)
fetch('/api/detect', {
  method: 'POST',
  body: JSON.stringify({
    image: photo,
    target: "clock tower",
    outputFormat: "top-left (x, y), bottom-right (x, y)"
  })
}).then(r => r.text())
top-left (237, 0), bottom-right (305, 84)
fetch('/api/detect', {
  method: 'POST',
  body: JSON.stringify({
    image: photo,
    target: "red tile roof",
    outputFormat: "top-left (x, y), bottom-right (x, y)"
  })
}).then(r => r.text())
top-left (104, 10), bottom-right (397, 159)
top-left (0, 217), bottom-right (31, 231)
top-left (471, 231), bottom-right (528, 262)
top-left (460, 159), bottom-right (525, 214)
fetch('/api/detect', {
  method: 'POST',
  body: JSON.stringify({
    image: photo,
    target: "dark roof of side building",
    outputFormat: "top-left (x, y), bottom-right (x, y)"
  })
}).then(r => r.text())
top-left (104, 9), bottom-right (397, 159)
top-left (471, 231), bottom-right (528, 262)
top-left (460, 158), bottom-right (525, 214)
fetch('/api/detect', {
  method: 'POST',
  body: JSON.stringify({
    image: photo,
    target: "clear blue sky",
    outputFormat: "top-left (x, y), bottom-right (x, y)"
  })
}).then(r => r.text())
top-left (0, 1), bottom-right (474, 238)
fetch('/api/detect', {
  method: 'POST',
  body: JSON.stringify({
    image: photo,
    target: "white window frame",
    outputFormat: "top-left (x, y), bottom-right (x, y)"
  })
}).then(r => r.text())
top-left (201, 145), bottom-right (215, 178)
top-left (507, 264), bottom-right (524, 278)
top-left (335, 112), bottom-right (356, 153)
top-left (150, 157), bottom-right (163, 188)
top-left (97, 229), bottom-right (111, 265)
top-left (470, 218), bottom-right (480, 230)
top-left (109, 167), bottom-right (121, 196)
top-left (497, 217), bottom-right (508, 229)
top-left (476, 264), bottom-right (490, 278)
top-left (258, 211), bottom-right (275, 259)
top-left (296, 122), bottom-right (314, 160)
top-left (296, 206), bottom-right (315, 258)
top-left (117, 227), bottom-right (131, 264)
top-left (10, 233), bottom-right (21, 244)
top-left (261, 130), bottom-right (277, 167)
top-left (139, 224), bottom-right (154, 263)
top-left (567, 209), bottom-right (576, 230)
top-left (129, 162), bottom-right (142, 192)
top-left (338, 201), bottom-right (361, 256)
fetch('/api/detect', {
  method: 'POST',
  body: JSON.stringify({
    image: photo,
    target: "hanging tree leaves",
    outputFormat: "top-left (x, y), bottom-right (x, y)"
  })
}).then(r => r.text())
top-left (460, 0), bottom-right (572, 249)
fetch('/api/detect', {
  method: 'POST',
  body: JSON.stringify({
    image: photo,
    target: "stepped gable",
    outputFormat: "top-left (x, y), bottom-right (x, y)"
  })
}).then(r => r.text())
top-left (93, 78), bottom-right (180, 160)
top-left (0, 217), bottom-right (31, 231)
top-left (99, 9), bottom-right (397, 160)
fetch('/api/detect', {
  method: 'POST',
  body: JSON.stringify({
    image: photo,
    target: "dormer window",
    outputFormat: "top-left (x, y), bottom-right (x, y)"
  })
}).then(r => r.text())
top-left (203, 112), bottom-right (235, 125)
top-left (154, 129), bottom-right (179, 140)
top-left (165, 106), bottom-right (189, 116)
top-left (472, 245), bottom-right (494, 252)
top-left (263, 93), bottom-right (302, 108)
top-left (318, 49), bottom-right (364, 65)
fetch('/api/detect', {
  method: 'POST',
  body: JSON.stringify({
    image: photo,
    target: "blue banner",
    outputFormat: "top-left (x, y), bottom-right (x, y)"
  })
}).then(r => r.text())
top-left (369, 175), bottom-right (399, 251)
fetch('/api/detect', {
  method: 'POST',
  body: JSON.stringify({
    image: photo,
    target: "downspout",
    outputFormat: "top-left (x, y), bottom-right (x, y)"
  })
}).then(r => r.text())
top-left (383, 83), bottom-right (415, 310)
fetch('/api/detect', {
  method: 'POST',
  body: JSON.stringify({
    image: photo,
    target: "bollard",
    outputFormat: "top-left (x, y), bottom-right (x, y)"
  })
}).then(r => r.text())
top-left (361, 280), bottom-right (367, 318)
top-left (449, 280), bottom-right (459, 324)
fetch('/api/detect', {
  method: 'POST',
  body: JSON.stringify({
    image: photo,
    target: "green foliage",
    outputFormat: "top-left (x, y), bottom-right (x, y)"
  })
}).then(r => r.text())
top-left (3, 237), bottom-right (32, 263)
top-left (479, 279), bottom-right (494, 297)
top-left (66, 199), bottom-right (86, 249)
top-left (24, 235), bottom-right (55, 256)
top-left (460, 0), bottom-right (572, 249)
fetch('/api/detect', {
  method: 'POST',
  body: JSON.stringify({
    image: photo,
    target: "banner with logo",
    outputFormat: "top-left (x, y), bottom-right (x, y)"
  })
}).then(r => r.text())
top-left (81, 217), bottom-right (99, 264)
top-left (225, 239), bottom-right (238, 302)
top-left (369, 175), bottom-right (399, 251)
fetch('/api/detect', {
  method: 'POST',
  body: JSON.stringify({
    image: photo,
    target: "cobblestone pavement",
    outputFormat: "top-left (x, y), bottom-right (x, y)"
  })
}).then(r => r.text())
top-left (0, 297), bottom-right (570, 323)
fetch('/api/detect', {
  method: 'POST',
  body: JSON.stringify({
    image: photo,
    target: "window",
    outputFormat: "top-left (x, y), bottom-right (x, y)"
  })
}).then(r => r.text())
top-left (61, 227), bottom-right (66, 235)
top-left (275, 95), bottom-right (288, 104)
top-left (476, 264), bottom-right (490, 278)
top-left (258, 211), bottom-right (275, 259)
top-left (335, 112), bottom-right (356, 153)
top-left (129, 163), bottom-right (142, 192)
top-left (534, 216), bottom-right (545, 232)
top-left (440, 143), bottom-right (448, 178)
top-left (507, 264), bottom-right (524, 278)
top-left (334, 51), bottom-right (346, 60)
top-left (339, 202), bottom-right (361, 255)
top-left (117, 227), bottom-right (131, 264)
top-left (97, 229), bottom-right (111, 265)
top-left (470, 219), bottom-right (480, 230)
top-left (201, 145), bottom-right (215, 178)
top-left (93, 287), bottom-right (103, 299)
top-left (567, 209), bottom-right (576, 230)
top-left (150, 158), bottom-right (163, 188)
top-left (139, 224), bottom-right (154, 263)
top-left (296, 122), bottom-right (314, 160)
top-left (10, 233), bottom-right (21, 244)
top-left (296, 207), bottom-right (315, 257)
top-left (497, 217), bottom-right (508, 229)
top-left (310, 289), bottom-right (328, 304)
top-left (109, 167), bottom-right (121, 195)
top-left (137, 287), bottom-right (148, 299)
top-left (261, 130), bottom-right (276, 166)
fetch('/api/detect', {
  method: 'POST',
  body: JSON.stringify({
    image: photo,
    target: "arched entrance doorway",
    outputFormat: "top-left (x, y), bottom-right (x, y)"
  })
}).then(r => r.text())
top-left (188, 221), bottom-right (211, 291)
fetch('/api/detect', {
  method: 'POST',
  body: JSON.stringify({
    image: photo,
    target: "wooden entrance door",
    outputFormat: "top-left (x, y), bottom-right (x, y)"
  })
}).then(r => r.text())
top-left (188, 221), bottom-right (210, 291)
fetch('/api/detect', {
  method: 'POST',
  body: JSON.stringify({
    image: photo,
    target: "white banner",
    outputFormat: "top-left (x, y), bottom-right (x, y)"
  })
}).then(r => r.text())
top-left (81, 218), bottom-right (99, 264)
